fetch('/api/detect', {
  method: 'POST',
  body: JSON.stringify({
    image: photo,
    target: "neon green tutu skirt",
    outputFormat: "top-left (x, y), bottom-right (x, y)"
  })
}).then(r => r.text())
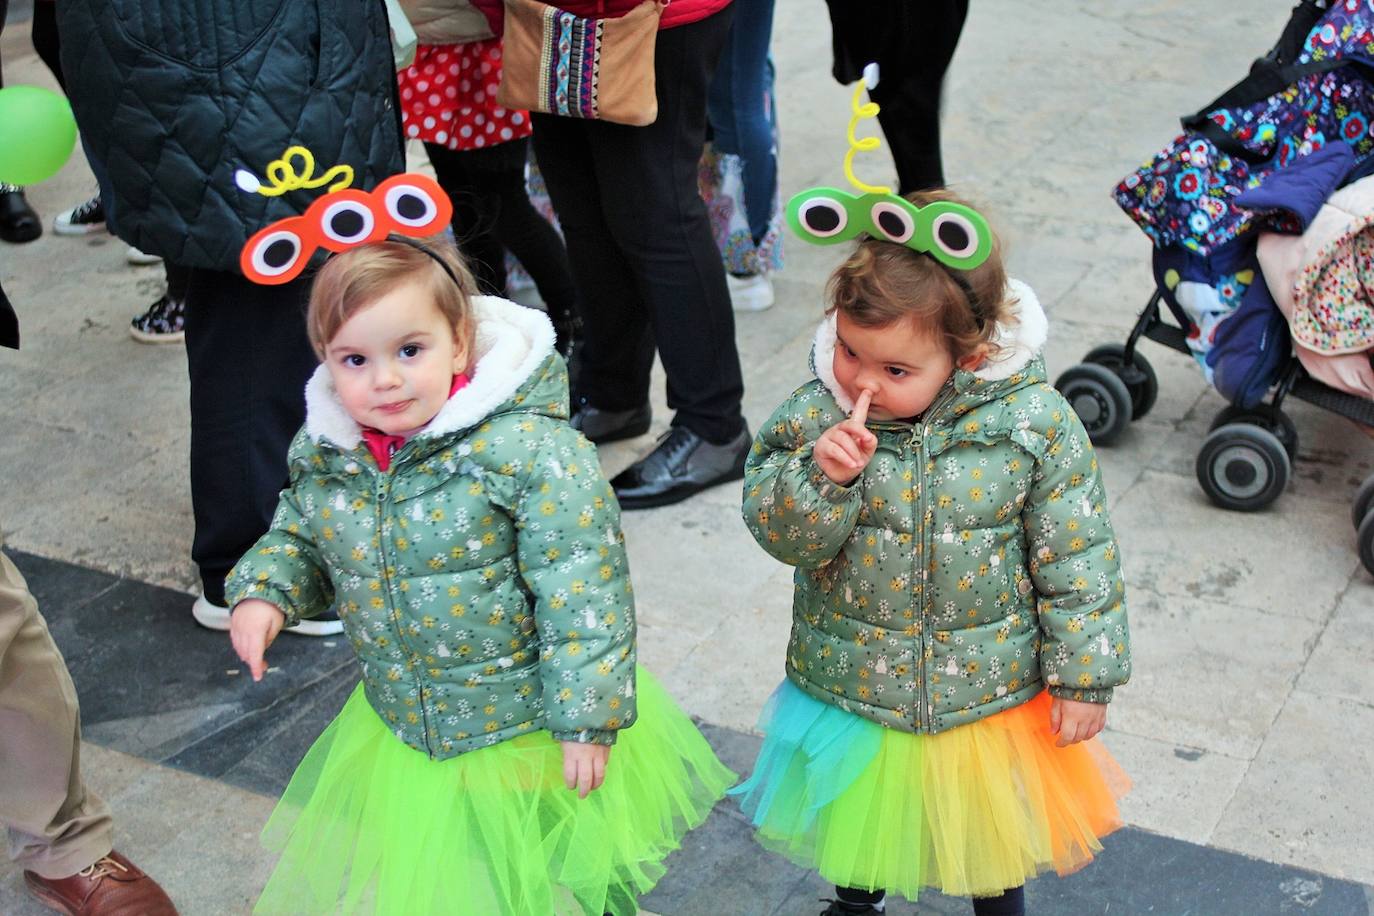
top-left (253, 667), bottom-right (734, 915)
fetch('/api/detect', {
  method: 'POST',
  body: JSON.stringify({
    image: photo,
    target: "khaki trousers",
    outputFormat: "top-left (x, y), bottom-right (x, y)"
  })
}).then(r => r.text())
top-left (0, 540), bottom-right (112, 878)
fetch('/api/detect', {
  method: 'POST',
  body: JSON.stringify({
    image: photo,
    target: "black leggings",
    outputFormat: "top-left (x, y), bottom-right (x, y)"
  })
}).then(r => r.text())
top-left (836, 884), bottom-right (1025, 915)
top-left (424, 137), bottom-right (579, 340)
top-left (0, 0), bottom-right (65, 90)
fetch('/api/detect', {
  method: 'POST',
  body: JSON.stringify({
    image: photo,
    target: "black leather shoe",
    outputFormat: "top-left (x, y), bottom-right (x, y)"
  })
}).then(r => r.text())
top-left (611, 424), bottom-right (750, 510)
top-left (0, 188), bottom-right (41, 243)
top-left (571, 399), bottom-right (652, 444)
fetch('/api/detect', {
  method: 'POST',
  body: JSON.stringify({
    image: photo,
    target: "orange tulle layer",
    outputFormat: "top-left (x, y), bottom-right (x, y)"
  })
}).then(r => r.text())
top-left (731, 682), bottom-right (1130, 899)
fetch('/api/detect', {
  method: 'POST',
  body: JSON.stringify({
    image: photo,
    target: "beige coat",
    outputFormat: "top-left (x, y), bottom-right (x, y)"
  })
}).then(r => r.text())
top-left (397, 0), bottom-right (494, 44)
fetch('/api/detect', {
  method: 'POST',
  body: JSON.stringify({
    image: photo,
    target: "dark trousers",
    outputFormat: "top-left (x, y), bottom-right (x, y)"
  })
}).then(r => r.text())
top-left (165, 261), bottom-right (191, 303)
top-left (825, 0), bottom-right (968, 194)
top-left (425, 137), bottom-right (579, 339)
top-left (0, 0), bottom-right (63, 90)
top-left (184, 270), bottom-right (318, 605)
top-left (530, 5), bottom-right (745, 444)
top-left (837, 884), bottom-right (1024, 915)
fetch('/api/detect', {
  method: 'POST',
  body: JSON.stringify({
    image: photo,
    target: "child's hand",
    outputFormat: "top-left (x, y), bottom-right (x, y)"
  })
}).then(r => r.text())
top-left (229, 599), bottom-right (287, 682)
top-left (559, 741), bottom-right (611, 799)
top-left (1050, 696), bottom-right (1107, 747)
top-left (814, 389), bottom-right (878, 485)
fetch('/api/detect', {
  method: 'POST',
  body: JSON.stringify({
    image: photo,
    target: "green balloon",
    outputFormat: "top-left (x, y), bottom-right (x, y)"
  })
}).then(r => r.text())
top-left (0, 85), bottom-right (78, 186)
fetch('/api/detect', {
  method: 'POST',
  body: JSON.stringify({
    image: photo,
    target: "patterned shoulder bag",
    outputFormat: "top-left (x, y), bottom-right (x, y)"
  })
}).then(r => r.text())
top-left (497, 0), bottom-right (665, 127)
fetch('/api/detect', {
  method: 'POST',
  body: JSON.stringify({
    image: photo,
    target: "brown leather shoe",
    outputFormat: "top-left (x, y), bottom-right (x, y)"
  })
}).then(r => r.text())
top-left (24, 850), bottom-right (178, 915)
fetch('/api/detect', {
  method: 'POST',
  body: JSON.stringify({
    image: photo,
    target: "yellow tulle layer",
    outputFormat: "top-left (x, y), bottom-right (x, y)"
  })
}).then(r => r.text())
top-left (732, 682), bottom-right (1130, 899)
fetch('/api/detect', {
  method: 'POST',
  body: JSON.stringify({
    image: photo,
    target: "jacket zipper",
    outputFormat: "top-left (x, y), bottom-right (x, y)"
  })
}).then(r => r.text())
top-left (373, 461), bottom-right (436, 757)
top-left (912, 382), bottom-right (957, 732)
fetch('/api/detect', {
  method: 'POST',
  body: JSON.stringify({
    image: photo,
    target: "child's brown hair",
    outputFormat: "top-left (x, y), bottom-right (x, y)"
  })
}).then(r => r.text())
top-left (307, 235), bottom-right (477, 361)
top-left (827, 190), bottom-right (1012, 362)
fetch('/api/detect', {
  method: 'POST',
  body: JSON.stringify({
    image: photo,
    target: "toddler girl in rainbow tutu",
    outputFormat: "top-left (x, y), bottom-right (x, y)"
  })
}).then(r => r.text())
top-left (733, 184), bottom-right (1133, 916)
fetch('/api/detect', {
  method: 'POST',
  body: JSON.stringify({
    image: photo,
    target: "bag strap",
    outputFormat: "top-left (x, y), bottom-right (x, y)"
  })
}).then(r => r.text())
top-left (1176, 1), bottom-right (1374, 163)
top-left (1181, 56), bottom-right (1373, 162)
top-left (1268, 0), bottom-right (1330, 68)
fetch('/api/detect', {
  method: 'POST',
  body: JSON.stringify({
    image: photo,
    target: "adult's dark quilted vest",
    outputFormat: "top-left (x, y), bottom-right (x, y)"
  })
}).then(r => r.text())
top-left (58, 0), bottom-right (405, 272)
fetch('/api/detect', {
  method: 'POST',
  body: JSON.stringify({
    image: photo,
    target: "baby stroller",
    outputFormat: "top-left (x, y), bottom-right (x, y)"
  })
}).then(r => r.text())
top-left (1058, 0), bottom-right (1374, 575)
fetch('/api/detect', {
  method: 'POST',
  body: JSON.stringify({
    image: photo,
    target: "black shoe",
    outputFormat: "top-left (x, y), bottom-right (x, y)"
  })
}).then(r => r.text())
top-left (610, 424), bottom-right (749, 510)
top-left (0, 186), bottom-right (41, 243)
top-left (571, 399), bottom-right (652, 444)
top-left (819, 898), bottom-right (885, 915)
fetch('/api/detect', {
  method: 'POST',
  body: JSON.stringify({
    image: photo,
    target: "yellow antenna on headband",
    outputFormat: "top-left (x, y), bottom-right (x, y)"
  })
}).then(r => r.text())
top-left (233, 146), bottom-right (355, 198)
top-left (842, 63), bottom-right (891, 195)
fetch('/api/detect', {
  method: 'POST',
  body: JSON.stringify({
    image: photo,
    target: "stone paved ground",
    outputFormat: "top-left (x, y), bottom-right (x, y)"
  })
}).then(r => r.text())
top-left (2, 1), bottom-right (1374, 913)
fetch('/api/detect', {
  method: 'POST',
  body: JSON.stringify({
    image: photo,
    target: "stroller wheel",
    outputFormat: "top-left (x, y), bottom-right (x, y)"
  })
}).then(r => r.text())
top-left (1359, 509), bottom-right (1374, 577)
top-left (1352, 473), bottom-right (1374, 531)
top-left (1084, 344), bottom-right (1159, 420)
top-left (1196, 423), bottom-right (1290, 512)
top-left (1209, 404), bottom-right (1299, 461)
top-left (1055, 364), bottom-right (1133, 445)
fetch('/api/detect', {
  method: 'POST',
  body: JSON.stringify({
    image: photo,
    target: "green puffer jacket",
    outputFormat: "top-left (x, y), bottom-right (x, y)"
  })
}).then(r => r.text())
top-left (743, 281), bottom-right (1131, 735)
top-left (227, 298), bottom-right (636, 760)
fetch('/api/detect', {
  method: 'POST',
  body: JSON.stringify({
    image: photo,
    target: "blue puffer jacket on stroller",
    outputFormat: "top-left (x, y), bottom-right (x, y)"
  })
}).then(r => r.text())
top-left (1062, 0), bottom-right (1374, 575)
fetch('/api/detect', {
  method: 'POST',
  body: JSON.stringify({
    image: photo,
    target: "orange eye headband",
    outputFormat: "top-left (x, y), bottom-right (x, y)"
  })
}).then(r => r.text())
top-left (237, 147), bottom-right (453, 285)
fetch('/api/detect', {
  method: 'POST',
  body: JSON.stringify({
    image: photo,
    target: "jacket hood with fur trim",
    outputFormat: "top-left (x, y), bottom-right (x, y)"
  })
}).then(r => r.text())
top-left (810, 278), bottom-right (1048, 414)
top-left (303, 295), bottom-right (561, 452)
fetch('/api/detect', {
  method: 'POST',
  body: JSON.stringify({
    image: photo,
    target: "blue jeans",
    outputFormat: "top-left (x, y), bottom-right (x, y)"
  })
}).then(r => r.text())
top-left (706, 0), bottom-right (777, 245)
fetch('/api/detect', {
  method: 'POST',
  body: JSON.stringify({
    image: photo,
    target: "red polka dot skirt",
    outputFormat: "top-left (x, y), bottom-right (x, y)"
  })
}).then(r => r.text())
top-left (398, 40), bottom-right (532, 151)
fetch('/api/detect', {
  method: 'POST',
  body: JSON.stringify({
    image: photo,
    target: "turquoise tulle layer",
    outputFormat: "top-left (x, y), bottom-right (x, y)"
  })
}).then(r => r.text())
top-left (730, 680), bottom-right (1129, 899)
top-left (254, 667), bottom-right (734, 915)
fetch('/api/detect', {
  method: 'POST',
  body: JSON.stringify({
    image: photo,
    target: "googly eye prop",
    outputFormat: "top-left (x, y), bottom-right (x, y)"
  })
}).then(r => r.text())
top-left (237, 146), bottom-right (453, 285)
top-left (784, 67), bottom-right (992, 272)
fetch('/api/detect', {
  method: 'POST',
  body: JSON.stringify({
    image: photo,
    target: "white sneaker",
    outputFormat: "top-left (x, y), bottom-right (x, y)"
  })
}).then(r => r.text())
top-left (287, 614), bottom-right (344, 637)
top-left (52, 194), bottom-right (106, 236)
top-left (126, 245), bottom-right (162, 265)
top-left (192, 594), bottom-right (231, 631)
top-left (727, 272), bottom-right (774, 312)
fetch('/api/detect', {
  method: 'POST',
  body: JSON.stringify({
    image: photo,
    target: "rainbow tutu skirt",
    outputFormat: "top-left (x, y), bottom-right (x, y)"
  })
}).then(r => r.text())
top-left (253, 667), bottom-right (734, 915)
top-left (729, 679), bottom-right (1129, 900)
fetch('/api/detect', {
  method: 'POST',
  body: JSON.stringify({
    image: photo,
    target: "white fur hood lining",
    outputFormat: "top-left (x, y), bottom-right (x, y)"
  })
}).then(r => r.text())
top-left (813, 278), bottom-right (1047, 413)
top-left (304, 295), bottom-right (558, 450)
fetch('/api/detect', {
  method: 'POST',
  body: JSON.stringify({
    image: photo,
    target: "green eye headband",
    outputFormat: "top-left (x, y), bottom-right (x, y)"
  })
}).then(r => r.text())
top-left (785, 73), bottom-right (992, 272)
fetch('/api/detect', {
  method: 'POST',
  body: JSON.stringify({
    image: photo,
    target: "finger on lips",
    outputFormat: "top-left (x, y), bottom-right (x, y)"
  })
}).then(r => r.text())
top-left (852, 388), bottom-right (873, 425)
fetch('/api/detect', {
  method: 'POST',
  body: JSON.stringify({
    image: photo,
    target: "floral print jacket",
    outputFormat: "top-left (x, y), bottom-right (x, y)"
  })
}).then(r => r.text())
top-left (743, 282), bottom-right (1131, 735)
top-left (227, 298), bottom-right (636, 759)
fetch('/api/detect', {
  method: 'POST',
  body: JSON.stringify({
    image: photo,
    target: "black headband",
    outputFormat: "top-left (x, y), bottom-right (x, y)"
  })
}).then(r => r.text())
top-left (386, 233), bottom-right (464, 290)
top-left (935, 256), bottom-right (984, 329)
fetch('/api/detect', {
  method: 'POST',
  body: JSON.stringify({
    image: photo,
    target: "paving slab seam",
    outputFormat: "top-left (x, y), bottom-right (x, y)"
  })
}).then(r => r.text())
top-left (1207, 690), bottom-right (1325, 864)
top-left (1038, 262), bottom-right (1096, 317)
top-left (11, 547), bottom-right (196, 597)
top-left (150, 655), bottom-right (360, 769)
top-left (12, 557), bottom-right (129, 610)
top-left (1126, 579), bottom-right (1340, 628)
top-left (765, 877), bottom-right (828, 916)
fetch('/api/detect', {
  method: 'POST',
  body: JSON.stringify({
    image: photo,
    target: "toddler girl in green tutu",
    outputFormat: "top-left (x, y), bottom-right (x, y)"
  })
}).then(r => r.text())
top-left (226, 233), bottom-right (733, 915)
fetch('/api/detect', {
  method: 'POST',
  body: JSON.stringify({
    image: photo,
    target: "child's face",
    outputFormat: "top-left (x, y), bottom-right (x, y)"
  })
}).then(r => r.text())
top-left (833, 311), bottom-right (956, 421)
top-left (325, 282), bottom-right (469, 435)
